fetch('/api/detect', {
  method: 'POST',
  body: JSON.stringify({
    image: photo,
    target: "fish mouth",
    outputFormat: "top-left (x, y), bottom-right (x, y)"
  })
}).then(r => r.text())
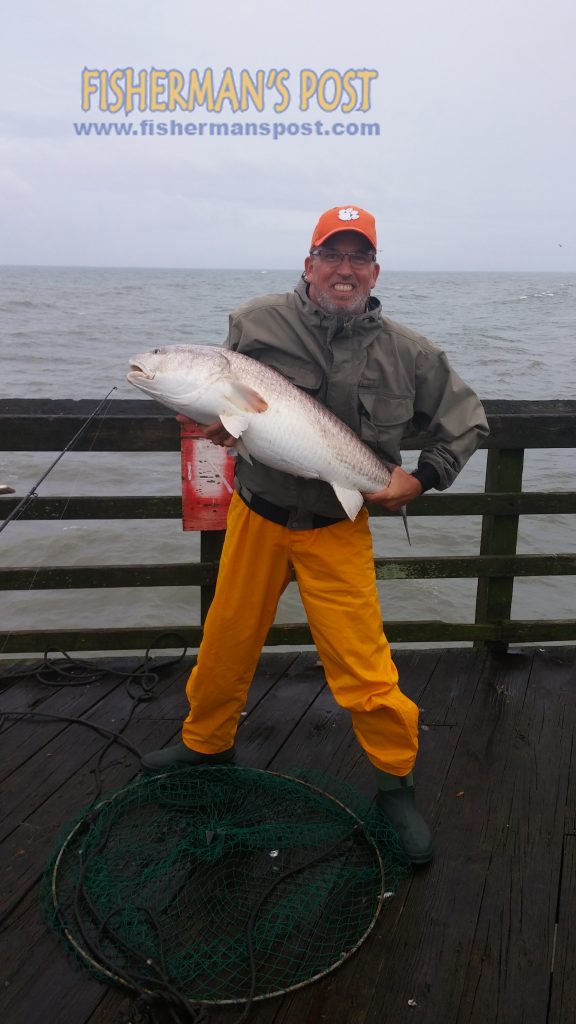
top-left (127, 359), bottom-right (156, 381)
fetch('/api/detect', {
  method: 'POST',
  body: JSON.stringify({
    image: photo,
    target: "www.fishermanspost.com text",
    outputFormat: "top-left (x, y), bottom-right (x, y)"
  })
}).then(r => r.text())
top-left (72, 118), bottom-right (381, 140)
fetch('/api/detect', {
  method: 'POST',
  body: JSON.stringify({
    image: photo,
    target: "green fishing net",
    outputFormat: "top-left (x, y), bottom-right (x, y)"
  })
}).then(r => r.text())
top-left (43, 767), bottom-right (409, 1007)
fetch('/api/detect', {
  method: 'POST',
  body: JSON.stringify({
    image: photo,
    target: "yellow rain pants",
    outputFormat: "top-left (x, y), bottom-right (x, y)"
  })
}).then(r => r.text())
top-left (182, 492), bottom-right (419, 775)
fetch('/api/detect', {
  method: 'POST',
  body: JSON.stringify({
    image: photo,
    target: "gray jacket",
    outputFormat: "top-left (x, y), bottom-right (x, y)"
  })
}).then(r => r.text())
top-left (226, 278), bottom-right (489, 520)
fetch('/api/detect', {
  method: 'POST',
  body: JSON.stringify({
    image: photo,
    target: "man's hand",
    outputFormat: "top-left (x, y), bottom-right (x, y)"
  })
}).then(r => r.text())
top-left (203, 420), bottom-right (237, 447)
top-left (364, 466), bottom-right (423, 512)
top-left (176, 415), bottom-right (236, 447)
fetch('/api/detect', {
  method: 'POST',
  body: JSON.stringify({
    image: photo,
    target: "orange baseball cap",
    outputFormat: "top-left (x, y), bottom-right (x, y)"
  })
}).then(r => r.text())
top-left (310, 205), bottom-right (377, 250)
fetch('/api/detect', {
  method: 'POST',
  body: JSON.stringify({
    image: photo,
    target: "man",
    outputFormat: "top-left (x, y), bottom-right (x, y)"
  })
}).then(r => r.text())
top-left (142, 206), bottom-right (489, 865)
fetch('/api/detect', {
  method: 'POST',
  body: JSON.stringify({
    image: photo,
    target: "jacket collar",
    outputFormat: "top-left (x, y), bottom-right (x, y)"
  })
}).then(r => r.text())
top-left (294, 276), bottom-right (382, 329)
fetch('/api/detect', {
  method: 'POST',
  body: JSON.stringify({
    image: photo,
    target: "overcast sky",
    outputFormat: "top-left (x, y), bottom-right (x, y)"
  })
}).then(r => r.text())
top-left (1, 0), bottom-right (574, 271)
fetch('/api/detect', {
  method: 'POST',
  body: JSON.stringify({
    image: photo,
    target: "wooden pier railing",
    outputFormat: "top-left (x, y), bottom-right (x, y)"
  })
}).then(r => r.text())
top-left (0, 398), bottom-right (575, 654)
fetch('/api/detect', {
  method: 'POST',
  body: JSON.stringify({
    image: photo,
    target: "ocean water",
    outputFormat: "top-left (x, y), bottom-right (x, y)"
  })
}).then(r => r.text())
top-left (1, 266), bottom-right (575, 651)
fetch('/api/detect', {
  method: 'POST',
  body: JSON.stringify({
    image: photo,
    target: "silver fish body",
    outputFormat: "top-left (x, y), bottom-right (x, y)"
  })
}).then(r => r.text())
top-left (127, 344), bottom-right (398, 523)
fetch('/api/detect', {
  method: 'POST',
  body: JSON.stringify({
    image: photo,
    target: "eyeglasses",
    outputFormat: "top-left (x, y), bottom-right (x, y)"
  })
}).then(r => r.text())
top-left (310, 247), bottom-right (376, 267)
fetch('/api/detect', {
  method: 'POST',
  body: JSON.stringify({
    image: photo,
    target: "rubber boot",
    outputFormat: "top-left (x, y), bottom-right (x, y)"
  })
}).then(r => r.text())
top-left (375, 770), bottom-right (433, 865)
top-left (141, 741), bottom-right (236, 773)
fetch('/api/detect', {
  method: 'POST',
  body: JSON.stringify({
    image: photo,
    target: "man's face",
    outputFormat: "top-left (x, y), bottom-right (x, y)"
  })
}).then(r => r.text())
top-left (304, 230), bottom-right (380, 315)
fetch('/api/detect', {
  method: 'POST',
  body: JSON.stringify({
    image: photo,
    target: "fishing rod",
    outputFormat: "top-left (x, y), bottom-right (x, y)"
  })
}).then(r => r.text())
top-left (0, 386), bottom-right (117, 535)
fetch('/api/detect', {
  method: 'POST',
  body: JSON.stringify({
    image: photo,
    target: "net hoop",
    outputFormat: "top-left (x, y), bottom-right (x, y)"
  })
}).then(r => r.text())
top-left (49, 767), bottom-right (387, 1004)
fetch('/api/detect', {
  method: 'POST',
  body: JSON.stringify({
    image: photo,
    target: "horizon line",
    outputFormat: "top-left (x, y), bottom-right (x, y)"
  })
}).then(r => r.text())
top-left (1, 263), bottom-right (575, 274)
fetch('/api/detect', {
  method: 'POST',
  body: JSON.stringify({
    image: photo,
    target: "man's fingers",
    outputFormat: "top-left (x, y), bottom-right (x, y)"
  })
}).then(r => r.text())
top-left (203, 420), bottom-right (222, 437)
top-left (364, 487), bottom-right (390, 502)
top-left (203, 420), bottom-right (235, 447)
top-left (364, 468), bottom-right (423, 511)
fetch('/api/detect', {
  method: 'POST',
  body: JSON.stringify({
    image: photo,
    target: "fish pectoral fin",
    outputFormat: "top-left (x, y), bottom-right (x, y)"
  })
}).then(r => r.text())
top-left (219, 412), bottom-right (249, 438)
top-left (229, 437), bottom-right (253, 464)
top-left (331, 484), bottom-right (365, 521)
top-left (225, 383), bottom-right (269, 413)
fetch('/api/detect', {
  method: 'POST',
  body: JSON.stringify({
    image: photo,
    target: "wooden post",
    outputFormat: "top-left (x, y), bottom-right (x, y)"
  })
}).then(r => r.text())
top-left (474, 447), bottom-right (525, 652)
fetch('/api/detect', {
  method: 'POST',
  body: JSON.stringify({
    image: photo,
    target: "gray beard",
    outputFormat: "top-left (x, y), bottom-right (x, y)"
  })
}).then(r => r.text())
top-left (312, 286), bottom-right (369, 316)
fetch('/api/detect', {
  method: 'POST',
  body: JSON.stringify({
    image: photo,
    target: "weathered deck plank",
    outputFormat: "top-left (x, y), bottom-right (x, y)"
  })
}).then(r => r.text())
top-left (454, 649), bottom-right (576, 1024)
top-left (548, 835), bottom-right (576, 1024)
top-left (1, 647), bottom-right (575, 1024)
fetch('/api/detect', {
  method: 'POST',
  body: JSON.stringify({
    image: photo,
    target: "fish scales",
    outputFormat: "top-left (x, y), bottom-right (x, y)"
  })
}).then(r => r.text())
top-left (219, 349), bottom-right (391, 491)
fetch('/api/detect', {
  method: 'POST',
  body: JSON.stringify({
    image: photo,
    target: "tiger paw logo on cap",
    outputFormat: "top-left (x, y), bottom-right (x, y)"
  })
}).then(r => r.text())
top-left (338, 207), bottom-right (360, 221)
top-left (310, 205), bottom-right (377, 249)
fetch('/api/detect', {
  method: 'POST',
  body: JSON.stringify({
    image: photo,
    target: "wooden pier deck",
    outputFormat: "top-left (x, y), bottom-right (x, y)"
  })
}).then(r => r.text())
top-left (1, 645), bottom-right (575, 1024)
